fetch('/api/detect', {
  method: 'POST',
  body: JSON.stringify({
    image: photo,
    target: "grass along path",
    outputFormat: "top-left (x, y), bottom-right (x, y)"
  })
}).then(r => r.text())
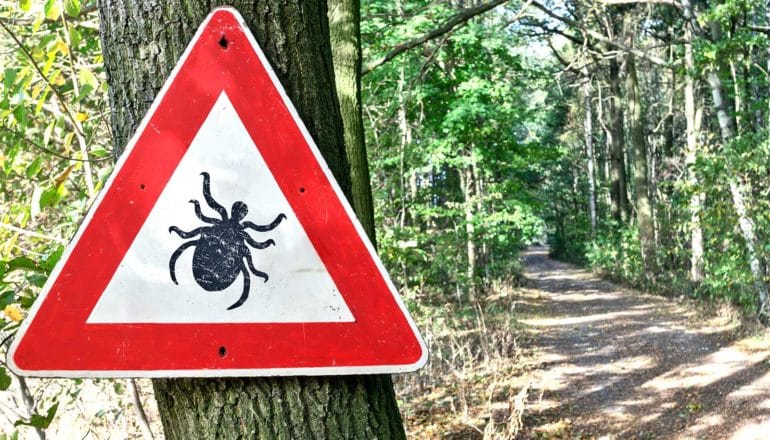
top-left (519, 247), bottom-right (770, 439)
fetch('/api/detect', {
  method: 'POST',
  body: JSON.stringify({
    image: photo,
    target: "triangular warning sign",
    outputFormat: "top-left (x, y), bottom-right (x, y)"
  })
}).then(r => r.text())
top-left (9, 7), bottom-right (426, 377)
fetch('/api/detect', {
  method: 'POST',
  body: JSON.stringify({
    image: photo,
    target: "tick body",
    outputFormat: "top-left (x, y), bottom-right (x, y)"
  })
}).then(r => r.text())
top-left (168, 172), bottom-right (286, 310)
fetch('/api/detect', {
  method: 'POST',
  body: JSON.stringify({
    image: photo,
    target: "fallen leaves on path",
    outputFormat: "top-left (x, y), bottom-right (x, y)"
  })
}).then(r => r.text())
top-left (399, 247), bottom-right (770, 439)
top-left (519, 247), bottom-right (770, 439)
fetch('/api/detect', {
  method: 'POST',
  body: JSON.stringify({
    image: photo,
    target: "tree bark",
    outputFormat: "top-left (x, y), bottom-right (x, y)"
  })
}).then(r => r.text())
top-left (681, 0), bottom-right (769, 315)
top-left (608, 57), bottom-right (629, 223)
top-left (396, 64), bottom-right (412, 228)
top-left (582, 66), bottom-right (597, 232)
top-left (684, 24), bottom-right (704, 283)
top-left (596, 80), bottom-right (613, 209)
top-left (764, 2), bottom-right (770, 129)
top-left (705, 20), bottom-right (768, 316)
top-left (625, 55), bottom-right (655, 272)
top-left (99, 1), bottom-right (407, 438)
top-left (328, 0), bottom-right (376, 242)
top-left (460, 158), bottom-right (478, 302)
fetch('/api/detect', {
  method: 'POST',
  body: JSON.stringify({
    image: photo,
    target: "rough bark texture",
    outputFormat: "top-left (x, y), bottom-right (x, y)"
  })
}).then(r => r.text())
top-left (625, 55), bottom-right (655, 271)
top-left (99, 1), bottom-right (406, 438)
top-left (683, 24), bottom-right (704, 283)
top-left (581, 66), bottom-right (596, 232)
top-left (608, 58), bottom-right (629, 223)
top-left (152, 376), bottom-right (405, 439)
top-left (99, 0), bottom-right (348, 195)
top-left (327, 0), bottom-right (376, 242)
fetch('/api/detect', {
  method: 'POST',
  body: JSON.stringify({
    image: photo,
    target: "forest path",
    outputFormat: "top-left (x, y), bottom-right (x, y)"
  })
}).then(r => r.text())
top-left (517, 247), bottom-right (770, 439)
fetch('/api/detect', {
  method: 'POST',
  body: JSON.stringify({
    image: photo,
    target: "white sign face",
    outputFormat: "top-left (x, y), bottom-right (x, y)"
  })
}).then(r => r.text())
top-left (88, 93), bottom-right (354, 323)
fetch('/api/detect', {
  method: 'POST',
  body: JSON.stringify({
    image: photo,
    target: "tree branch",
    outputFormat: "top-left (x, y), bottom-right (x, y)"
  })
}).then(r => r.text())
top-left (128, 379), bottom-right (155, 440)
top-left (0, 19), bottom-right (91, 144)
top-left (749, 25), bottom-right (770, 35)
top-left (600, 0), bottom-right (682, 8)
top-left (519, 19), bottom-right (585, 45)
top-left (530, 0), bottom-right (675, 68)
top-left (363, 0), bottom-right (512, 75)
top-left (0, 222), bottom-right (67, 244)
top-left (0, 126), bottom-right (111, 163)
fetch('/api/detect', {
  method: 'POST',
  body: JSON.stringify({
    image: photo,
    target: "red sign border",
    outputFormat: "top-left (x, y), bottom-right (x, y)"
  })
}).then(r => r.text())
top-left (8, 7), bottom-right (427, 377)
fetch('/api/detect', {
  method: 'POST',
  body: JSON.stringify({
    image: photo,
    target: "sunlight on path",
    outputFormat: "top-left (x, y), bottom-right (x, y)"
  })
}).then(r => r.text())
top-left (520, 247), bottom-right (770, 439)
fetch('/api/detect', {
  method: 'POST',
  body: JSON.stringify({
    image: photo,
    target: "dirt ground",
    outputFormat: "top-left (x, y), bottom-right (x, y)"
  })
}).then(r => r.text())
top-left (518, 247), bottom-right (770, 439)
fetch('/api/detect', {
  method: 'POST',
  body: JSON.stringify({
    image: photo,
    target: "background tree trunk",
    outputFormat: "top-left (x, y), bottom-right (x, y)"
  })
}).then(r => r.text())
top-left (99, 1), bottom-right (407, 438)
top-left (698, 13), bottom-right (770, 316)
top-left (460, 158), bottom-right (478, 302)
top-left (581, 66), bottom-right (596, 232)
top-left (625, 55), bottom-right (655, 272)
top-left (684, 24), bottom-right (704, 283)
top-left (608, 57), bottom-right (629, 223)
top-left (328, 0), bottom-right (376, 242)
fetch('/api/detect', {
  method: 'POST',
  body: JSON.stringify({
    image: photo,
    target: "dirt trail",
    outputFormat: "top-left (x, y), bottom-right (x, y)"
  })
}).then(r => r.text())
top-left (518, 247), bottom-right (770, 439)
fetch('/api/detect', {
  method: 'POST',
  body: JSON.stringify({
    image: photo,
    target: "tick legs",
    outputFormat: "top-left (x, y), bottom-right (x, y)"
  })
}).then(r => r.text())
top-left (244, 253), bottom-right (269, 282)
top-left (243, 234), bottom-right (276, 250)
top-left (200, 172), bottom-right (229, 220)
top-left (169, 226), bottom-right (205, 239)
top-left (189, 200), bottom-right (221, 224)
top-left (242, 213), bottom-right (287, 232)
top-left (228, 266), bottom-right (250, 310)
top-left (169, 240), bottom-right (197, 284)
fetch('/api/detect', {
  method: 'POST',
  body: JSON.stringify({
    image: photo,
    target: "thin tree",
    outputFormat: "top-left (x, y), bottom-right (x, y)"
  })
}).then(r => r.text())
top-left (625, 53), bottom-right (655, 272)
top-left (683, 22), bottom-right (704, 283)
top-left (581, 64), bottom-right (597, 232)
top-left (329, 0), bottom-right (376, 242)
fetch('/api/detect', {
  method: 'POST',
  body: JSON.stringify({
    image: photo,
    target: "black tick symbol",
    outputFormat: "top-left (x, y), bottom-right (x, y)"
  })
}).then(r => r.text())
top-left (168, 172), bottom-right (286, 310)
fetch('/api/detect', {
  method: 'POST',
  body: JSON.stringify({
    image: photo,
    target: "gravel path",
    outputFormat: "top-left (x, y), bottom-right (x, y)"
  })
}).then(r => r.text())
top-left (519, 247), bottom-right (770, 439)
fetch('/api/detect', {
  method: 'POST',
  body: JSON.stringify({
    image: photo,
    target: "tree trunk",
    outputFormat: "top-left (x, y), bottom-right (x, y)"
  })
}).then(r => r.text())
top-left (765, 3), bottom-right (770, 128)
top-left (608, 58), bottom-right (629, 223)
top-left (98, 1), bottom-right (407, 438)
top-left (328, 0), bottom-right (376, 242)
top-left (396, 65), bottom-right (412, 228)
top-left (684, 24), bottom-right (705, 283)
top-left (681, 0), bottom-right (770, 315)
top-left (625, 55), bottom-right (655, 272)
top-left (596, 80), bottom-right (612, 209)
top-left (705, 21), bottom-right (768, 316)
top-left (460, 159), bottom-right (477, 302)
top-left (582, 66), bottom-right (597, 233)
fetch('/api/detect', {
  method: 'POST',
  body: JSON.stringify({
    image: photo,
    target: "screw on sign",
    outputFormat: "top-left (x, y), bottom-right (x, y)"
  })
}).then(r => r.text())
top-left (168, 171), bottom-right (286, 310)
top-left (7, 7), bottom-right (426, 377)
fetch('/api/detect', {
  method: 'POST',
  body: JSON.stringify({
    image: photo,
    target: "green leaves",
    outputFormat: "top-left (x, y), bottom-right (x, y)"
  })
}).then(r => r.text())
top-left (64, 0), bottom-right (82, 17)
top-left (76, 68), bottom-right (98, 101)
top-left (0, 4), bottom-right (110, 435)
top-left (6, 256), bottom-right (41, 273)
top-left (25, 157), bottom-right (42, 179)
top-left (44, 0), bottom-right (61, 21)
top-left (15, 403), bottom-right (59, 429)
top-left (0, 256), bottom-right (43, 281)
top-left (361, 0), bottom-right (551, 294)
top-left (42, 0), bottom-right (85, 20)
top-left (40, 246), bottom-right (64, 272)
top-left (0, 367), bottom-right (12, 391)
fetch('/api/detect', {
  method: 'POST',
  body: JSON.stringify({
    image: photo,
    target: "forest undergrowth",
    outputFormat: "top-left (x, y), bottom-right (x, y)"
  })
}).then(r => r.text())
top-left (395, 275), bottom-right (539, 439)
top-left (1, 274), bottom-right (540, 439)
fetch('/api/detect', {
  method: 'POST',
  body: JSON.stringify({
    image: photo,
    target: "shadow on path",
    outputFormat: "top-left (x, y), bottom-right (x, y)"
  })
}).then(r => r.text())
top-left (520, 247), bottom-right (770, 439)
